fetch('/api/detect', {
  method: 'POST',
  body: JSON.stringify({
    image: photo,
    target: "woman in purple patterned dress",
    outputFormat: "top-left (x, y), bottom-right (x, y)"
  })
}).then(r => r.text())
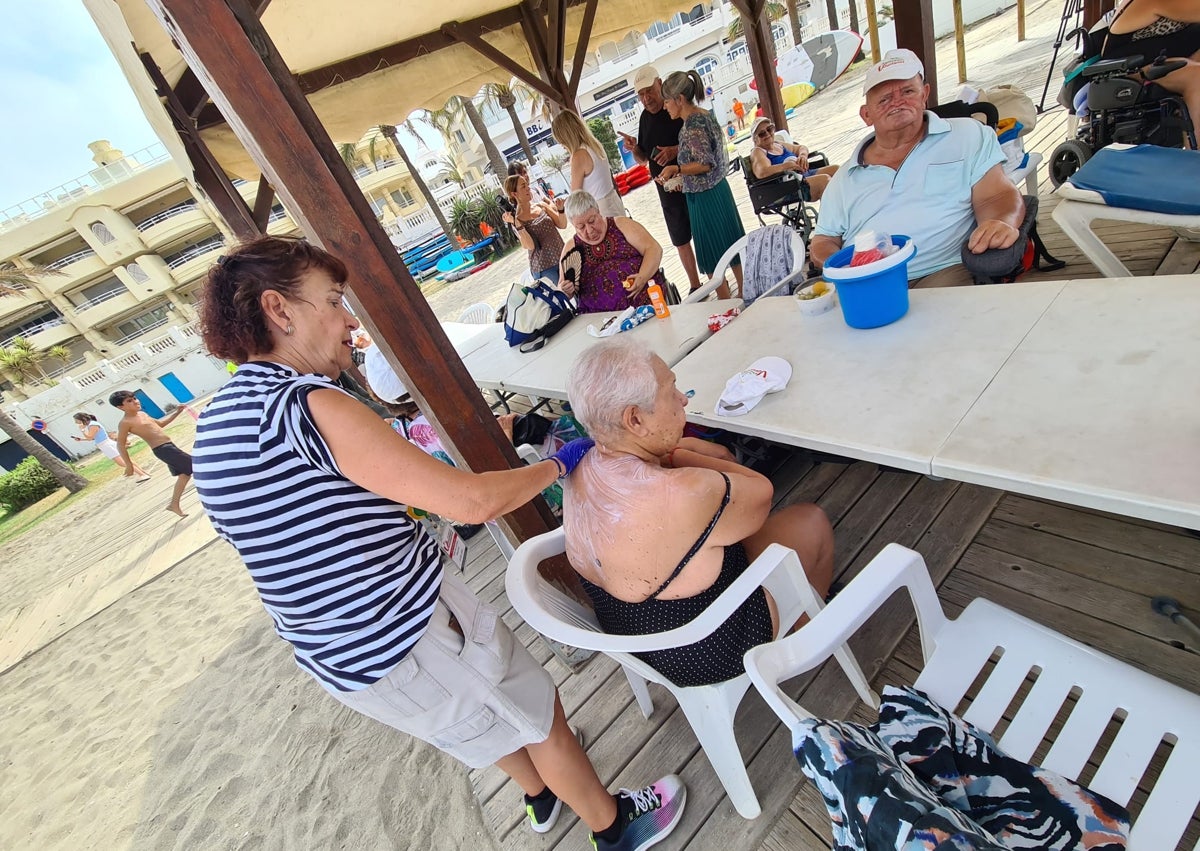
top-left (559, 190), bottom-right (667, 314)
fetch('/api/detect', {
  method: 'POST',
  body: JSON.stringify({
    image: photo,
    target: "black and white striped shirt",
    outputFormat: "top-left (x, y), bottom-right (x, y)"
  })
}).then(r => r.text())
top-left (194, 362), bottom-right (442, 692)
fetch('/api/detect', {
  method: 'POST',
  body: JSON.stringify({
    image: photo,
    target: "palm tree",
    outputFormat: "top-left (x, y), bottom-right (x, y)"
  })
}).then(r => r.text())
top-left (0, 265), bottom-right (87, 494)
top-left (452, 95), bottom-right (508, 179)
top-left (374, 124), bottom-right (455, 244)
top-left (825, 0), bottom-right (838, 32)
top-left (541, 151), bottom-right (569, 183)
top-left (480, 81), bottom-right (538, 165)
top-left (727, 1), bottom-right (787, 40)
top-left (785, 0), bottom-right (803, 44)
top-left (0, 338), bottom-right (50, 386)
top-left (440, 156), bottom-right (468, 188)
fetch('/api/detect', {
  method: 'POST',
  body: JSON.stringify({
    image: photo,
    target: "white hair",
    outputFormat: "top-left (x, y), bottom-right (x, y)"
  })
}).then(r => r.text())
top-left (563, 189), bottom-right (600, 221)
top-left (567, 339), bottom-right (659, 442)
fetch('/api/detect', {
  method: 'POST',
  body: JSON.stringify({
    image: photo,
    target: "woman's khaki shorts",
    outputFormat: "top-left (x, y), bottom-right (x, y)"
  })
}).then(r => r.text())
top-left (325, 573), bottom-right (555, 769)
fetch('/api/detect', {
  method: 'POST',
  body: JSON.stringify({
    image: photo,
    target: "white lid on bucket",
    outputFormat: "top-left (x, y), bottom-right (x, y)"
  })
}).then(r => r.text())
top-left (822, 238), bottom-right (916, 281)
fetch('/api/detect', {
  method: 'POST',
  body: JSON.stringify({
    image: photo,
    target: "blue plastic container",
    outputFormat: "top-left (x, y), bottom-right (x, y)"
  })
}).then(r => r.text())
top-left (821, 236), bottom-right (917, 329)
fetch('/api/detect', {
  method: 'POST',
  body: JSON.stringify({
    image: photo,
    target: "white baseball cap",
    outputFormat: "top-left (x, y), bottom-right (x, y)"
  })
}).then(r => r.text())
top-left (862, 48), bottom-right (925, 95)
top-left (633, 65), bottom-right (660, 93)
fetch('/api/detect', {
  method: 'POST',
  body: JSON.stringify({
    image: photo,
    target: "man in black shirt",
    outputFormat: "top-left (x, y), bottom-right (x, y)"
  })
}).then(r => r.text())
top-left (618, 65), bottom-right (701, 292)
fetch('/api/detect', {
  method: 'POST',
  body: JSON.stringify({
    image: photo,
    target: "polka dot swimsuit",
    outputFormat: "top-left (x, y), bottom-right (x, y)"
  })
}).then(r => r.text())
top-left (580, 473), bottom-right (774, 687)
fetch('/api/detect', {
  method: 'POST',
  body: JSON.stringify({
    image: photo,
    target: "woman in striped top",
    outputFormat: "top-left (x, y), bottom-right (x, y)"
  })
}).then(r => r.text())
top-left (191, 237), bottom-right (684, 850)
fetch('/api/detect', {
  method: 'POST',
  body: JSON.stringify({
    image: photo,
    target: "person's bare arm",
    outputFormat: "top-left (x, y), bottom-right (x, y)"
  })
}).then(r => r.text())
top-left (541, 201), bottom-right (568, 229)
top-left (617, 131), bottom-right (647, 164)
top-left (615, 218), bottom-right (664, 295)
top-left (504, 211), bottom-right (536, 251)
top-left (569, 149), bottom-right (591, 192)
top-left (116, 421), bottom-right (135, 476)
top-left (670, 461), bottom-right (773, 548)
top-left (750, 148), bottom-right (800, 179)
top-left (307, 389), bottom-right (560, 523)
top-left (154, 408), bottom-right (185, 428)
top-left (809, 234), bottom-right (844, 270)
top-left (968, 164), bottom-right (1025, 253)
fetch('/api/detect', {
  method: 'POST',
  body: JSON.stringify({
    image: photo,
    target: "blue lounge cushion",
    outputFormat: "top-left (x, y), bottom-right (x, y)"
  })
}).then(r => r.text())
top-left (1067, 145), bottom-right (1200, 216)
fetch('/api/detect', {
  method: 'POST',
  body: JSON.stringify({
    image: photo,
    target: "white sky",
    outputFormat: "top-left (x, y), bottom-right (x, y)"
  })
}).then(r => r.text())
top-left (0, 0), bottom-right (445, 212)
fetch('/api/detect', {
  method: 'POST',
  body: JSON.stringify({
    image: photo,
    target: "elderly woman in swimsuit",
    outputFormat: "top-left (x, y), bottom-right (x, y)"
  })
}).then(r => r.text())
top-left (747, 116), bottom-right (839, 200)
top-left (562, 339), bottom-right (833, 688)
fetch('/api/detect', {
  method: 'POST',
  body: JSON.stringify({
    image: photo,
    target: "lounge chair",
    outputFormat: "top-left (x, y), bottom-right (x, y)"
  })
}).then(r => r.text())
top-left (1052, 144), bottom-right (1200, 278)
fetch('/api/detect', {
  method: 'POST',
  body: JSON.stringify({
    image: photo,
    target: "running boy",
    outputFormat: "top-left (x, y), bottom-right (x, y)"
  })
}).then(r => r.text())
top-left (110, 390), bottom-right (192, 517)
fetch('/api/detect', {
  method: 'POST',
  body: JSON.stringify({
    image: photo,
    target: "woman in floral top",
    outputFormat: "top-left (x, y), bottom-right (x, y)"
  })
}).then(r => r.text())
top-left (656, 69), bottom-right (745, 299)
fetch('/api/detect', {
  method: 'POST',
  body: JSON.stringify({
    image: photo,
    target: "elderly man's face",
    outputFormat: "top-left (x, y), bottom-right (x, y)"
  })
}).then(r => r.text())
top-left (637, 80), bottom-right (664, 113)
top-left (860, 75), bottom-right (929, 133)
top-left (570, 207), bottom-right (608, 245)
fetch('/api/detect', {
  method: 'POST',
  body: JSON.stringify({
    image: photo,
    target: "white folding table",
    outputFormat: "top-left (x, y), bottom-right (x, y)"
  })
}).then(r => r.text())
top-left (932, 275), bottom-right (1200, 530)
top-left (672, 284), bottom-right (1066, 474)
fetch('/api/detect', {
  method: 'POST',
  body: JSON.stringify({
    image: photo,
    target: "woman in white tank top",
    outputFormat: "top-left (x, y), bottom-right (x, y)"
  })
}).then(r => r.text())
top-left (552, 111), bottom-right (626, 217)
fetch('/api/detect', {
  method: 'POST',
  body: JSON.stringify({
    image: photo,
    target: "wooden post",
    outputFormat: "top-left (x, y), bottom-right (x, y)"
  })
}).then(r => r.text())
top-left (864, 0), bottom-right (882, 63)
top-left (144, 0), bottom-right (565, 570)
top-left (732, 0), bottom-right (788, 133)
top-left (1017, 0), bottom-right (1026, 42)
top-left (953, 0), bottom-right (966, 84)
top-left (139, 52), bottom-right (261, 241)
top-left (892, 0), bottom-right (938, 104)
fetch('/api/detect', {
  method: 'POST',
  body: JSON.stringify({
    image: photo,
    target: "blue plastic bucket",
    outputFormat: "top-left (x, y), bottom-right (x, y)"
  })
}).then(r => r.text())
top-left (821, 236), bottom-right (916, 329)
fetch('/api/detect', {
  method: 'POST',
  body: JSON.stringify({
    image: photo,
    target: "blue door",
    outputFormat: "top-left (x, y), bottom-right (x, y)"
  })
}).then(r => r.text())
top-left (158, 371), bottom-right (194, 403)
top-left (134, 389), bottom-right (165, 418)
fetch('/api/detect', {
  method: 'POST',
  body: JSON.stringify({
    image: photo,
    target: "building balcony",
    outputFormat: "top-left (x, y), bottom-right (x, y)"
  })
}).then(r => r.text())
top-left (109, 317), bottom-right (171, 348)
top-left (1, 317), bottom-right (78, 351)
top-left (72, 289), bottom-right (140, 326)
top-left (164, 236), bottom-right (226, 283)
top-left (355, 158), bottom-right (411, 194)
top-left (0, 288), bottom-right (44, 324)
top-left (41, 250), bottom-right (106, 293)
top-left (136, 202), bottom-right (210, 249)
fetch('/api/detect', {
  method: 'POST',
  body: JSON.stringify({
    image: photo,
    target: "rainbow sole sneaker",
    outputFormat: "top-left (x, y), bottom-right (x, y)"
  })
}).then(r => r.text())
top-left (591, 774), bottom-right (686, 851)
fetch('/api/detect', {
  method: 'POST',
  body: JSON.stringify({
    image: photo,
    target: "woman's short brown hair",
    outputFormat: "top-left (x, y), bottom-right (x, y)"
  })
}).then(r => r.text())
top-left (199, 236), bottom-right (347, 363)
top-left (503, 174), bottom-right (523, 200)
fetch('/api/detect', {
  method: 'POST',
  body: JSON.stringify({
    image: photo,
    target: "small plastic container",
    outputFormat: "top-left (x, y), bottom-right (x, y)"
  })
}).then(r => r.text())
top-left (822, 236), bottom-right (917, 329)
top-left (794, 280), bottom-right (837, 316)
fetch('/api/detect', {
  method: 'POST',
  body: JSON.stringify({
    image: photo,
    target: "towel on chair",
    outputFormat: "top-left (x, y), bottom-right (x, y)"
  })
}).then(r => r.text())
top-left (741, 226), bottom-right (794, 306)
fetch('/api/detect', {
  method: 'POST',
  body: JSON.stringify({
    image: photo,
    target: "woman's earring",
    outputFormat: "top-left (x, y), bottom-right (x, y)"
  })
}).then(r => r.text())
top-left (285, 325), bottom-right (294, 336)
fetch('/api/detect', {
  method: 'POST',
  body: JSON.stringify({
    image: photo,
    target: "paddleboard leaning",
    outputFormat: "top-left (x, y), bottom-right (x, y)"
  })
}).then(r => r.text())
top-left (777, 30), bottom-right (864, 93)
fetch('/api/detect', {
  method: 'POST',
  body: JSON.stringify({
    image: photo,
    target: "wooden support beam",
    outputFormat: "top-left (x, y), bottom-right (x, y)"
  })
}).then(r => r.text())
top-left (174, 0), bottom-right (274, 119)
top-left (732, 0), bottom-right (788, 133)
top-left (442, 20), bottom-right (567, 108)
top-left (138, 51), bottom-right (261, 240)
top-left (892, 0), bottom-right (938, 104)
top-left (952, 0), bottom-right (967, 84)
top-left (546, 0), bottom-right (566, 71)
top-left (517, 0), bottom-right (572, 102)
top-left (251, 176), bottom-right (275, 231)
top-left (567, 0), bottom-right (599, 103)
top-left (864, 0), bottom-right (882, 63)
top-left (1017, 0), bottom-right (1026, 42)
top-left (145, 0), bottom-right (563, 568)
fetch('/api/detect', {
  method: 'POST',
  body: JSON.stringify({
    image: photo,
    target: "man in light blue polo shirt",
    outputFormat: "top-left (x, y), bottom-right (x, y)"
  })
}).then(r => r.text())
top-left (811, 49), bottom-right (1025, 286)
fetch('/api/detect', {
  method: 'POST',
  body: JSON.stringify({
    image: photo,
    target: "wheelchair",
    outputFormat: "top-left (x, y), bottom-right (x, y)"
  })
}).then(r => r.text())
top-left (1049, 52), bottom-right (1196, 187)
top-left (736, 150), bottom-right (830, 245)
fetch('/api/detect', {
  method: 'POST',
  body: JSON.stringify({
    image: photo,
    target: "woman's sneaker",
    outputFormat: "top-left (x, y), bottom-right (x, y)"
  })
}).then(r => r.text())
top-left (525, 789), bottom-right (562, 834)
top-left (591, 774), bottom-right (686, 851)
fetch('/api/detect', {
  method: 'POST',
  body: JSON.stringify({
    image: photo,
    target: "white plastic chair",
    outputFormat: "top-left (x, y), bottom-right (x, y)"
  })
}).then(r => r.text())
top-left (505, 528), bottom-right (876, 819)
top-left (483, 443), bottom-right (545, 562)
top-left (457, 301), bottom-right (495, 324)
top-left (1009, 150), bottom-right (1042, 197)
top-left (683, 225), bottom-right (806, 304)
top-left (745, 543), bottom-right (1200, 850)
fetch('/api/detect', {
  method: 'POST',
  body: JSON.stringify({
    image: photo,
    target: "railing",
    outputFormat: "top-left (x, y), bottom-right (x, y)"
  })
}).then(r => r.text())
top-left (74, 366), bottom-right (108, 388)
top-left (46, 248), bottom-right (98, 271)
top-left (267, 207), bottom-right (289, 223)
top-left (179, 321), bottom-right (200, 338)
top-left (650, 10), bottom-right (717, 41)
top-left (0, 283), bottom-right (29, 298)
top-left (46, 357), bottom-right (88, 379)
top-left (135, 201), bottom-right (198, 231)
top-left (0, 318), bottom-right (67, 348)
top-left (111, 317), bottom-right (169, 346)
top-left (165, 236), bottom-right (225, 269)
top-left (144, 334), bottom-right (181, 355)
top-left (110, 350), bottom-right (144, 369)
top-left (74, 288), bottom-right (130, 312)
top-left (0, 143), bottom-right (170, 229)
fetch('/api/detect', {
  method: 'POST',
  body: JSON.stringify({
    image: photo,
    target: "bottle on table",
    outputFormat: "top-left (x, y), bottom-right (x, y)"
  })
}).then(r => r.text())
top-left (646, 281), bottom-right (671, 318)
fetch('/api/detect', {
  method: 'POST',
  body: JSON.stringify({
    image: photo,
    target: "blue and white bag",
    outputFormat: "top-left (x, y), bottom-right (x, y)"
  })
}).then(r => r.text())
top-left (503, 278), bottom-right (575, 352)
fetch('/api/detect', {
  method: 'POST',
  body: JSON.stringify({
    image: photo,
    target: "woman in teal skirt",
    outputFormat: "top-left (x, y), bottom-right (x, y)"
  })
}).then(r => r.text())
top-left (657, 69), bottom-right (745, 299)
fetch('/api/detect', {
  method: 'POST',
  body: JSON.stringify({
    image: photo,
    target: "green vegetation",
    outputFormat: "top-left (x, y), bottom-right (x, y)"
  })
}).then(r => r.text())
top-left (587, 117), bottom-right (624, 172)
top-left (0, 457), bottom-right (60, 512)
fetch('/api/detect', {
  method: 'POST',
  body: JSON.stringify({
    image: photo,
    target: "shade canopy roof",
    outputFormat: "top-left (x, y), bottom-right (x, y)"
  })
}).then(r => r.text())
top-left (106, 0), bottom-right (705, 178)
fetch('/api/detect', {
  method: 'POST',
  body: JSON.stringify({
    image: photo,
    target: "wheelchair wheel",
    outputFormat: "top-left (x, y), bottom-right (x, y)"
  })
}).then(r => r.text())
top-left (1049, 139), bottom-right (1093, 188)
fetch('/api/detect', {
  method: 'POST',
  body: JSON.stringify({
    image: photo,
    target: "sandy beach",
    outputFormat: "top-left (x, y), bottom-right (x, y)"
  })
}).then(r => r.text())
top-left (0, 418), bottom-right (498, 850)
